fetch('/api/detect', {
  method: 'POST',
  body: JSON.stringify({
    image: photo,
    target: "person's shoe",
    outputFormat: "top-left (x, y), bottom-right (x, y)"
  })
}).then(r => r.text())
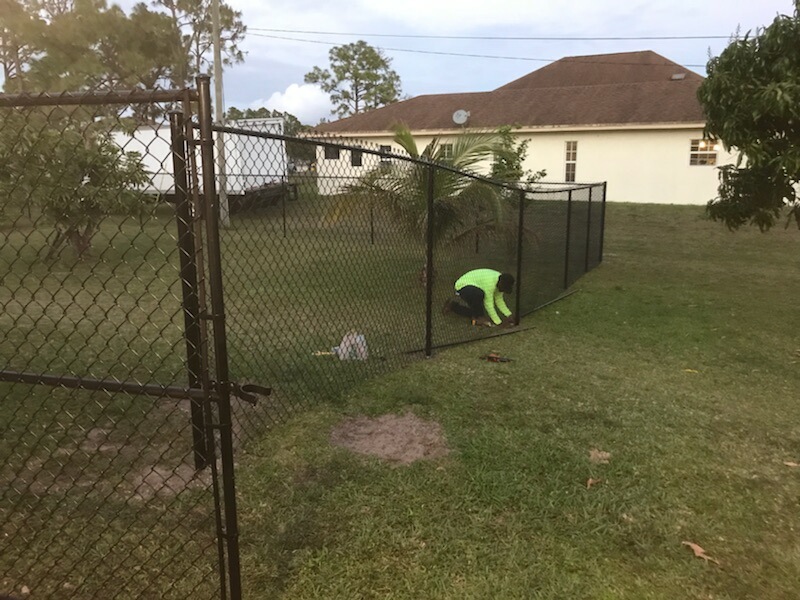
top-left (472, 316), bottom-right (492, 327)
top-left (442, 298), bottom-right (454, 316)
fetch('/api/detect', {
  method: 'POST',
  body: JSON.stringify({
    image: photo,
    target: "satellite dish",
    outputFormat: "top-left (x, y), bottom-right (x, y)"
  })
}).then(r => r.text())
top-left (452, 109), bottom-right (470, 125)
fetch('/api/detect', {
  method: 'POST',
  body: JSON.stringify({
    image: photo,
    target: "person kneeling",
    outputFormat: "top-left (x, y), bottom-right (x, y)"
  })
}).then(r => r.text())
top-left (442, 269), bottom-right (516, 328)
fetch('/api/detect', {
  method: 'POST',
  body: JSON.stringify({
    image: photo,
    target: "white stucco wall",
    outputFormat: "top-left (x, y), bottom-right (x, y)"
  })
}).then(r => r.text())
top-left (518, 126), bottom-right (736, 205)
top-left (313, 125), bottom-right (737, 204)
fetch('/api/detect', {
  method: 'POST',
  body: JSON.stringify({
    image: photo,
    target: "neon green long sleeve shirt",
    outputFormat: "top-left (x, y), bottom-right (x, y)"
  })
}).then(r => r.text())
top-left (454, 268), bottom-right (512, 325)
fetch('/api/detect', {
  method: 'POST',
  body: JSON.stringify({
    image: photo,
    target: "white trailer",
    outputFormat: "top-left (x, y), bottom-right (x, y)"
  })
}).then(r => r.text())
top-left (112, 117), bottom-right (288, 197)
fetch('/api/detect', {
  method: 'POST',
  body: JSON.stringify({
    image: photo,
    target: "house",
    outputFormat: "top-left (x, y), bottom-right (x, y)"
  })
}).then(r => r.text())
top-left (312, 51), bottom-right (735, 204)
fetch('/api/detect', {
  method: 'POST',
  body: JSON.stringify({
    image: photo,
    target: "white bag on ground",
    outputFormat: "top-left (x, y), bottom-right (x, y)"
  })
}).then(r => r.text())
top-left (333, 331), bottom-right (369, 361)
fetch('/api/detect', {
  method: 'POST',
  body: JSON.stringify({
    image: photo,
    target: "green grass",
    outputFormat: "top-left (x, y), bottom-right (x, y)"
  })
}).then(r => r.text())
top-left (232, 203), bottom-right (800, 599)
top-left (2, 200), bottom-right (798, 598)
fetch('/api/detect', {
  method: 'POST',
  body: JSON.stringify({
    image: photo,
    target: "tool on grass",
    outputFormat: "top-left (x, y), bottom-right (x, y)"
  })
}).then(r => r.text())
top-left (480, 352), bottom-right (512, 363)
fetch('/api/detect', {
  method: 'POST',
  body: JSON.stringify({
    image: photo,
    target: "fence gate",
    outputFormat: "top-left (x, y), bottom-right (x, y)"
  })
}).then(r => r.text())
top-left (0, 82), bottom-right (249, 599)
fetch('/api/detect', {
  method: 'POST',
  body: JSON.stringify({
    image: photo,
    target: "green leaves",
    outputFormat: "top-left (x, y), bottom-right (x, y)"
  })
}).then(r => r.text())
top-left (305, 40), bottom-right (402, 119)
top-left (698, 5), bottom-right (800, 230)
top-left (707, 165), bottom-right (794, 231)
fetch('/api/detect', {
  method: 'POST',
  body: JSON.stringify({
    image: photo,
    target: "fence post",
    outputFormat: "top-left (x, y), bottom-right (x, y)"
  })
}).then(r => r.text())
top-left (197, 75), bottom-right (243, 600)
top-left (370, 203), bottom-right (375, 245)
top-left (282, 185), bottom-right (287, 238)
top-left (563, 189), bottom-right (573, 289)
top-left (584, 185), bottom-right (593, 273)
top-left (169, 110), bottom-right (209, 472)
top-left (425, 163), bottom-right (435, 358)
top-left (514, 189), bottom-right (525, 326)
top-left (599, 182), bottom-right (607, 263)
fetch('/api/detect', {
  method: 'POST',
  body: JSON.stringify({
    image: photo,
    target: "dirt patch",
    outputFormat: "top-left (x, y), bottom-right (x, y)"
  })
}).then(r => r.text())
top-left (330, 413), bottom-right (450, 466)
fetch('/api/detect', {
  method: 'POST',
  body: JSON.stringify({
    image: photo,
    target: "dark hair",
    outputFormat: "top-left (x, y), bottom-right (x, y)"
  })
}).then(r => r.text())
top-left (498, 273), bottom-right (515, 293)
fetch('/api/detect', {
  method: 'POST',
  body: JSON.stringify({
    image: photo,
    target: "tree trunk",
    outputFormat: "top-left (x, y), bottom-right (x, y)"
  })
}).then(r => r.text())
top-left (45, 228), bottom-right (66, 261)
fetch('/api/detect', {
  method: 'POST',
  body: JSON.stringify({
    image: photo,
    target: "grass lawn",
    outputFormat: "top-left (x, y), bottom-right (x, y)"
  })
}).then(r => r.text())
top-left (2, 199), bottom-right (797, 598)
top-left (0, 186), bottom-right (591, 598)
top-left (233, 202), bottom-right (800, 599)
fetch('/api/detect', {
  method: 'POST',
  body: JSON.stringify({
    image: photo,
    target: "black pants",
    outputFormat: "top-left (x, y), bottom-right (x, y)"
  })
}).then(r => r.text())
top-left (452, 285), bottom-right (486, 319)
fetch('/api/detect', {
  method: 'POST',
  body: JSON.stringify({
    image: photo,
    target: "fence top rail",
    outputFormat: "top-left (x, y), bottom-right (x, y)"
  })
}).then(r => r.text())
top-left (0, 88), bottom-right (197, 108)
top-left (201, 122), bottom-right (605, 196)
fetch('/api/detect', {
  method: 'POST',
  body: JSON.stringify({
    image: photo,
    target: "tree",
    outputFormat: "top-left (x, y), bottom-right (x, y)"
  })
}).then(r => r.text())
top-left (332, 125), bottom-right (522, 282)
top-left (697, 1), bottom-right (800, 231)
top-left (490, 125), bottom-right (546, 185)
top-left (305, 40), bottom-right (401, 118)
top-left (150, 0), bottom-right (246, 89)
top-left (0, 0), bottom-right (181, 94)
top-left (0, 112), bottom-right (150, 258)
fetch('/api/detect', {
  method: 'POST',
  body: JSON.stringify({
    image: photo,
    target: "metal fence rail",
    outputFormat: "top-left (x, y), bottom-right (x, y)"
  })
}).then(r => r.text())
top-left (0, 77), bottom-right (605, 599)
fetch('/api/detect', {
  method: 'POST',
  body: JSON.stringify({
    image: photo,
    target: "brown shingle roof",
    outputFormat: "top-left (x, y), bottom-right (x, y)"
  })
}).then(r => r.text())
top-left (495, 50), bottom-right (703, 90)
top-left (315, 51), bottom-right (705, 134)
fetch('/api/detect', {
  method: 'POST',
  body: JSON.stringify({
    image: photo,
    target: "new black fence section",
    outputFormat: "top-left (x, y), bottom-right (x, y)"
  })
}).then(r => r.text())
top-left (209, 124), bottom-right (606, 442)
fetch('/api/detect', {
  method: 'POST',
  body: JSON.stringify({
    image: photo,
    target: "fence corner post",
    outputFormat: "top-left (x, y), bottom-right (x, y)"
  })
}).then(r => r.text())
top-left (599, 182), bottom-right (607, 263)
top-left (584, 185), bottom-right (593, 273)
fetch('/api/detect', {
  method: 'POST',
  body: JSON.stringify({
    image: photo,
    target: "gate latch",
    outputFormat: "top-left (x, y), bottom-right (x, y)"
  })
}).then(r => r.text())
top-left (230, 382), bottom-right (271, 406)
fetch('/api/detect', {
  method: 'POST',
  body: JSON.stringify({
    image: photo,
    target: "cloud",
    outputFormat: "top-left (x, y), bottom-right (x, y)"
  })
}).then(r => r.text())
top-left (250, 84), bottom-right (333, 125)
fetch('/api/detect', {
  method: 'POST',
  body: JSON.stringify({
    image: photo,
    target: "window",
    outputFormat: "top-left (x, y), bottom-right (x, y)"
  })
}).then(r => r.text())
top-left (379, 145), bottom-right (392, 163)
top-left (441, 144), bottom-right (454, 160)
top-left (351, 148), bottom-right (363, 167)
top-left (690, 139), bottom-right (719, 166)
top-left (565, 141), bottom-right (577, 182)
top-left (324, 145), bottom-right (339, 160)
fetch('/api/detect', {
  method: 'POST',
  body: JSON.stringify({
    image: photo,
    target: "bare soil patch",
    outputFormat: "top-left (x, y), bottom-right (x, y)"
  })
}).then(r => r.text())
top-left (330, 413), bottom-right (450, 466)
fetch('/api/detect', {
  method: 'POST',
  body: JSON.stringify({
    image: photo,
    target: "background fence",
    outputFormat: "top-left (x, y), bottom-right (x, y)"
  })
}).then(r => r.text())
top-left (0, 78), bottom-right (604, 599)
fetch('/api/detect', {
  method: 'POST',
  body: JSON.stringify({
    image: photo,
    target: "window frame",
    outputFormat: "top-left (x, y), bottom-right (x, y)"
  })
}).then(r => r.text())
top-left (351, 148), bottom-right (363, 167)
top-left (565, 141), bottom-right (578, 182)
top-left (379, 144), bottom-right (392, 163)
top-left (323, 145), bottom-right (340, 160)
top-left (689, 139), bottom-right (718, 166)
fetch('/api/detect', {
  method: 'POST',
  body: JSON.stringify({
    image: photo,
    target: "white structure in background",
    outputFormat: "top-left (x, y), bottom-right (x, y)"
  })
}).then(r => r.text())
top-left (312, 51), bottom-right (737, 205)
top-left (112, 117), bottom-right (287, 197)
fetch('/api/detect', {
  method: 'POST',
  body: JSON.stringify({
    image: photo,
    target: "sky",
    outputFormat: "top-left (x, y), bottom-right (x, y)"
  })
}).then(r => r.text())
top-left (220, 0), bottom-right (792, 124)
top-left (10, 0), bottom-right (793, 124)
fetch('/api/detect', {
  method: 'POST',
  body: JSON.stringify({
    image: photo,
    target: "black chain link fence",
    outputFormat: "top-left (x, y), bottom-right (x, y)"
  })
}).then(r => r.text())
top-left (211, 124), bottom-right (606, 444)
top-left (0, 88), bottom-right (231, 599)
top-left (1, 77), bottom-right (604, 599)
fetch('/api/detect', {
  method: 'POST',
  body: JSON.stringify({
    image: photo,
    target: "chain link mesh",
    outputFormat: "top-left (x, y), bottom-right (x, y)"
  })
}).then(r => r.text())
top-left (0, 91), bottom-right (222, 599)
top-left (209, 127), bottom-right (606, 445)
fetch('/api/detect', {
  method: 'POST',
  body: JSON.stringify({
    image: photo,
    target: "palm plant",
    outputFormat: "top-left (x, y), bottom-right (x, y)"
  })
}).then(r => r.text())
top-left (334, 124), bottom-right (519, 282)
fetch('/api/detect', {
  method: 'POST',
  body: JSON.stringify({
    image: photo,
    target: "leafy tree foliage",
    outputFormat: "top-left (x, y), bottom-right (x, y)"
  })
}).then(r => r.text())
top-left (0, 0), bottom-right (245, 94)
top-left (305, 40), bottom-right (401, 118)
top-left (341, 125), bottom-right (513, 248)
top-left (490, 125), bottom-right (546, 185)
top-left (698, 2), bottom-right (800, 230)
top-left (0, 1), bottom-right (174, 256)
top-left (0, 112), bottom-right (150, 258)
top-left (151, 0), bottom-right (246, 88)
